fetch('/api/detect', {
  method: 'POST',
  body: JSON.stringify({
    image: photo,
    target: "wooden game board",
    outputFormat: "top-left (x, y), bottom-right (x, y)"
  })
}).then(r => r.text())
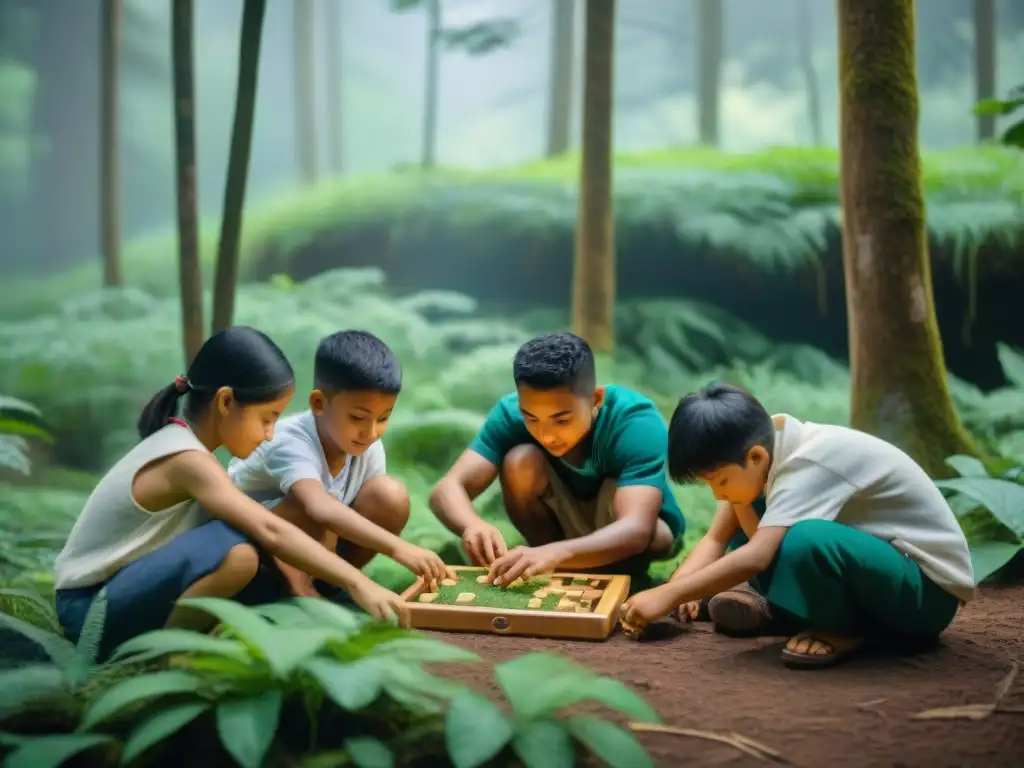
top-left (400, 565), bottom-right (631, 641)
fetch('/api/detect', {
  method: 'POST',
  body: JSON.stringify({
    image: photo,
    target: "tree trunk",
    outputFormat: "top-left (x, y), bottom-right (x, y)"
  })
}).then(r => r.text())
top-left (973, 0), bottom-right (997, 142)
top-left (421, 0), bottom-right (441, 168)
top-left (293, 0), bottom-right (318, 183)
top-left (545, 0), bottom-right (575, 158)
top-left (211, 0), bottom-right (267, 334)
top-left (838, 0), bottom-right (980, 476)
top-left (100, 0), bottom-right (122, 287)
top-left (695, 0), bottom-right (723, 146)
top-left (571, 0), bottom-right (616, 353)
top-left (171, 0), bottom-right (204, 365)
top-left (795, 0), bottom-right (822, 146)
top-left (324, 0), bottom-right (343, 174)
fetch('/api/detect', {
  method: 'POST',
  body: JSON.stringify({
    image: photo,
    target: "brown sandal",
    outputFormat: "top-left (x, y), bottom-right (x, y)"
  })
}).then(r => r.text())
top-left (707, 586), bottom-right (772, 636)
top-left (780, 632), bottom-right (863, 670)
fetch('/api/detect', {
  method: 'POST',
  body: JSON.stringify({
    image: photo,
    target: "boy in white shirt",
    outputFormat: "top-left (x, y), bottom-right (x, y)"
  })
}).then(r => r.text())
top-left (620, 382), bottom-right (976, 669)
top-left (229, 330), bottom-right (447, 599)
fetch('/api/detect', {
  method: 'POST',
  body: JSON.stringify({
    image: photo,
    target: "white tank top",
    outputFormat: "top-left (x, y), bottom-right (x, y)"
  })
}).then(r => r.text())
top-left (54, 423), bottom-right (212, 590)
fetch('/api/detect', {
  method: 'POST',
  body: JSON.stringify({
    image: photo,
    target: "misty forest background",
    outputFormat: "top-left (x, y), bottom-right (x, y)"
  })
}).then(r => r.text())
top-left (2, 0), bottom-right (1024, 598)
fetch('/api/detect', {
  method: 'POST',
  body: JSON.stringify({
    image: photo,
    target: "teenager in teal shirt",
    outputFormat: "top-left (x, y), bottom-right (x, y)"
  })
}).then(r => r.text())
top-left (429, 331), bottom-right (686, 586)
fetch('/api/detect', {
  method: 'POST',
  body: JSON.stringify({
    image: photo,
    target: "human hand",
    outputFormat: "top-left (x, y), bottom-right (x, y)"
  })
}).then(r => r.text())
top-left (674, 600), bottom-right (703, 624)
top-left (286, 574), bottom-right (323, 599)
top-left (349, 580), bottom-right (411, 628)
top-left (392, 541), bottom-right (448, 591)
top-left (461, 521), bottom-right (509, 566)
top-left (487, 543), bottom-right (566, 587)
top-left (619, 584), bottom-right (679, 631)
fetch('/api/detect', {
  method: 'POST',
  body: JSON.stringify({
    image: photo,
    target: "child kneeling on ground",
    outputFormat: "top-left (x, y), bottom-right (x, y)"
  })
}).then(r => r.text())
top-left (620, 382), bottom-right (976, 670)
top-left (54, 326), bottom-right (409, 662)
top-left (228, 330), bottom-right (447, 599)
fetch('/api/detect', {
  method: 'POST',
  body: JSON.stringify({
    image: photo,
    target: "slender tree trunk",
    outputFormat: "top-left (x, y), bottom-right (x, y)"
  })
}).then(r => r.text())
top-left (324, 0), bottom-right (343, 173)
top-left (695, 0), bottom-right (723, 146)
top-left (546, 0), bottom-right (575, 157)
top-left (293, 0), bottom-right (318, 183)
top-left (973, 0), bottom-right (997, 142)
top-left (795, 0), bottom-right (822, 146)
top-left (211, 0), bottom-right (266, 334)
top-left (838, 0), bottom-right (980, 476)
top-left (422, 0), bottom-right (441, 168)
top-left (100, 0), bottom-right (123, 287)
top-left (571, 0), bottom-right (616, 353)
top-left (171, 0), bottom-right (204, 364)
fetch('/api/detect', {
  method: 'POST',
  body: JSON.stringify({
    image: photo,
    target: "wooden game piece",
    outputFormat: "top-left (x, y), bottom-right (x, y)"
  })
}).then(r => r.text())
top-left (582, 589), bottom-right (603, 601)
top-left (441, 578), bottom-right (458, 586)
top-left (590, 579), bottom-right (601, 588)
top-left (565, 589), bottom-right (584, 598)
top-left (507, 577), bottom-right (526, 590)
top-left (455, 592), bottom-right (476, 604)
top-left (555, 598), bottom-right (576, 612)
top-left (576, 599), bottom-right (592, 613)
top-left (476, 574), bottom-right (493, 584)
top-left (533, 589), bottom-right (549, 598)
top-left (527, 598), bottom-right (542, 609)
top-left (418, 593), bottom-right (439, 603)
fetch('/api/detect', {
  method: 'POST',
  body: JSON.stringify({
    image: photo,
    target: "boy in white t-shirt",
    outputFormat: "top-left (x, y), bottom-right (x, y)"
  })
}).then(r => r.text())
top-left (229, 330), bottom-right (447, 600)
top-left (620, 382), bottom-right (976, 670)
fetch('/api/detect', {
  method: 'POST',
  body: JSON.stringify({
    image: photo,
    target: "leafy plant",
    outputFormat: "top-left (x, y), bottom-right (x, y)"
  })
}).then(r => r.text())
top-left (0, 596), bottom-right (660, 768)
top-left (936, 454), bottom-right (1024, 582)
top-left (975, 83), bottom-right (1024, 149)
top-left (0, 395), bottom-right (51, 476)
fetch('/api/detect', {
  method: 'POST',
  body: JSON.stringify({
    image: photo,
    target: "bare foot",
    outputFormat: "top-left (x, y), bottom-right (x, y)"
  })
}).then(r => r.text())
top-left (781, 630), bottom-right (864, 669)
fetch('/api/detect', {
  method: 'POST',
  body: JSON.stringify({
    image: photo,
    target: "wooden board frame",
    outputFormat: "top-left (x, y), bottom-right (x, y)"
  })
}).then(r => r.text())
top-left (400, 566), bottom-right (631, 641)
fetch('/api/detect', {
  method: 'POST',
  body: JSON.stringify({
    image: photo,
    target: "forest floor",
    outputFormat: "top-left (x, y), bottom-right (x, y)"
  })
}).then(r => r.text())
top-left (431, 584), bottom-right (1024, 768)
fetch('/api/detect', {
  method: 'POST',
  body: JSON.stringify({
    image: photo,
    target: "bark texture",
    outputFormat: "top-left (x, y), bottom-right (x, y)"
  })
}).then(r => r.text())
top-left (571, 0), bottom-right (616, 353)
top-left (100, 0), bottom-right (123, 286)
top-left (838, 0), bottom-right (980, 476)
top-left (973, 0), bottom-right (997, 142)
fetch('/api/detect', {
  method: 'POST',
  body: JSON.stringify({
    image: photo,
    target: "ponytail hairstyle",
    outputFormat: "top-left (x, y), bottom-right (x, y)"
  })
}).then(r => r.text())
top-left (138, 326), bottom-right (295, 439)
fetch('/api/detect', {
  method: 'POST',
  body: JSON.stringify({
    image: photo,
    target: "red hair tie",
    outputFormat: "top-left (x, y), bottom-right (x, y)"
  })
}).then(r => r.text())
top-left (174, 375), bottom-right (190, 393)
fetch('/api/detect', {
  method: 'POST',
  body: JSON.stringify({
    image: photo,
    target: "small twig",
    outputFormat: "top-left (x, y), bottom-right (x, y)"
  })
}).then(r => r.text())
top-left (628, 722), bottom-right (791, 764)
top-left (992, 662), bottom-right (1019, 709)
top-left (912, 661), bottom-right (1022, 721)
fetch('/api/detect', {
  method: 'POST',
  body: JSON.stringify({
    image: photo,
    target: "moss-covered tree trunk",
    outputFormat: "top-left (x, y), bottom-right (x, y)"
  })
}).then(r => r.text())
top-left (171, 0), bottom-right (204, 365)
top-left (100, 0), bottom-right (123, 287)
top-left (838, 0), bottom-right (980, 476)
top-left (293, 0), bottom-right (318, 183)
top-left (545, 0), bottom-right (575, 158)
top-left (571, 0), bottom-right (615, 353)
top-left (211, 0), bottom-right (266, 334)
top-left (695, 0), bottom-right (722, 146)
top-left (973, 0), bottom-right (997, 142)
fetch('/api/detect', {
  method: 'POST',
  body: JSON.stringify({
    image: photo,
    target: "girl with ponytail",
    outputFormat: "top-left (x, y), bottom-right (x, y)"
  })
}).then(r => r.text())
top-left (54, 326), bottom-right (409, 660)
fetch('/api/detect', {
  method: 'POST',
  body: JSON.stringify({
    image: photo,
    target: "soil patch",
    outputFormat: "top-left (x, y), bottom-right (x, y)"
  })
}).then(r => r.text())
top-left (429, 584), bottom-right (1024, 767)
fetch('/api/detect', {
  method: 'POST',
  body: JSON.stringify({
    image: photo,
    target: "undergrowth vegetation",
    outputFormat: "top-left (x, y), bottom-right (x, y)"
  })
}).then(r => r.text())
top-left (6, 146), bottom-right (1023, 321)
top-left (2, 269), bottom-right (1024, 594)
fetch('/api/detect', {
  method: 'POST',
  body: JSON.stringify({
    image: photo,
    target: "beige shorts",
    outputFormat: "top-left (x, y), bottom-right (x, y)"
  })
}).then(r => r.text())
top-left (541, 463), bottom-right (618, 540)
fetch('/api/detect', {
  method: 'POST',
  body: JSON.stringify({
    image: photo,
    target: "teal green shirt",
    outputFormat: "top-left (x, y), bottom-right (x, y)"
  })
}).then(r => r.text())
top-left (469, 385), bottom-right (685, 538)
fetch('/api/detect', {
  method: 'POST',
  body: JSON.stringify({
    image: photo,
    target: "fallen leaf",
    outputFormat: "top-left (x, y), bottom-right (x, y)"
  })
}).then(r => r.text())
top-left (911, 704), bottom-right (995, 721)
top-left (992, 662), bottom-right (1019, 708)
top-left (628, 722), bottom-right (790, 764)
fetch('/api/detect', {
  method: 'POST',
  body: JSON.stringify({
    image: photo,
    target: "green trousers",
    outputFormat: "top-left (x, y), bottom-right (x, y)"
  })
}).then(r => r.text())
top-left (731, 517), bottom-right (961, 639)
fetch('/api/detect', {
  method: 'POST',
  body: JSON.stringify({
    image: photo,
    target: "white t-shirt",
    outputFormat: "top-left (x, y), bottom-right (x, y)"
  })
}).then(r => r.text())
top-left (760, 414), bottom-right (977, 603)
top-left (228, 410), bottom-right (386, 509)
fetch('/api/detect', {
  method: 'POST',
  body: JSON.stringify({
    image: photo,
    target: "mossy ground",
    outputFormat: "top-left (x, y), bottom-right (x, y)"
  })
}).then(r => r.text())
top-left (422, 569), bottom-right (559, 610)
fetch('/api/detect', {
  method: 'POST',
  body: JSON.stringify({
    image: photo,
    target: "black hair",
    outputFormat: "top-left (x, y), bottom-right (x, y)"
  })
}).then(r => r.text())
top-left (137, 326), bottom-right (295, 439)
top-left (512, 331), bottom-right (596, 396)
top-left (313, 329), bottom-right (402, 394)
top-left (666, 381), bottom-right (775, 483)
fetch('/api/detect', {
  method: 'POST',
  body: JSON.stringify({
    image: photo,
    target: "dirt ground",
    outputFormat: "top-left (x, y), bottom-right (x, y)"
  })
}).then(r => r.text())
top-left (429, 584), bottom-right (1024, 768)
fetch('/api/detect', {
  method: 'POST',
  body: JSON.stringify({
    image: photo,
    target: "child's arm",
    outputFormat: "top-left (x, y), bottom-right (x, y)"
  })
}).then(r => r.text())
top-left (168, 451), bottom-right (410, 626)
top-left (668, 501), bottom-right (740, 581)
top-left (429, 449), bottom-right (507, 564)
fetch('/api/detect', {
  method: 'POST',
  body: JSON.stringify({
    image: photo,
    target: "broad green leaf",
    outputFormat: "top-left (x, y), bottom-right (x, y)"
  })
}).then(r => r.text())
top-left (495, 653), bottom-right (660, 723)
top-left (176, 596), bottom-right (275, 644)
top-left (110, 627), bottom-right (252, 663)
top-left (970, 540), bottom-right (1022, 582)
top-left (566, 716), bottom-right (654, 768)
top-left (367, 637), bottom-right (480, 664)
top-left (65, 587), bottom-right (108, 686)
top-left (0, 588), bottom-right (60, 632)
top-left (3, 733), bottom-right (114, 768)
top-left (0, 665), bottom-right (69, 719)
top-left (944, 454), bottom-right (988, 478)
top-left (389, 0), bottom-right (423, 11)
top-left (934, 477), bottom-right (1024, 537)
top-left (1002, 119), bottom-right (1024, 149)
top-left (512, 718), bottom-right (574, 768)
top-left (0, 612), bottom-right (75, 667)
top-left (383, 662), bottom-right (466, 713)
top-left (302, 657), bottom-right (385, 711)
top-left (973, 97), bottom-right (1020, 117)
top-left (445, 690), bottom-right (513, 768)
top-left (345, 736), bottom-right (395, 768)
top-left (293, 597), bottom-right (368, 636)
top-left (79, 669), bottom-right (205, 730)
top-left (121, 701), bottom-right (209, 763)
top-left (253, 602), bottom-right (313, 625)
top-left (216, 689), bottom-right (283, 768)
